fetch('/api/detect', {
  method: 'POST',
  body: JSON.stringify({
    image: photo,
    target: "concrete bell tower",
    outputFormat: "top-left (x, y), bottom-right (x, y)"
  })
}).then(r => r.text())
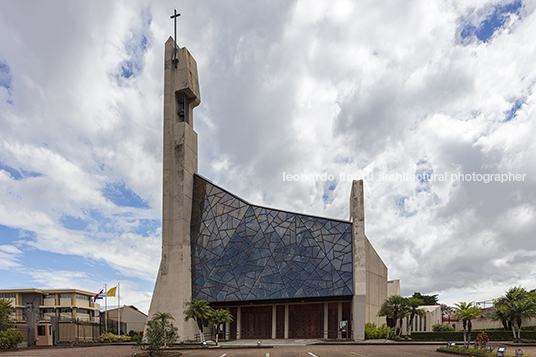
top-left (147, 37), bottom-right (200, 340)
top-left (349, 180), bottom-right (389, 341)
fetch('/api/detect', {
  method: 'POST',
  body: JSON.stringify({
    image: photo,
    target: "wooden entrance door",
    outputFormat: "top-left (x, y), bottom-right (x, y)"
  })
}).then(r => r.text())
top-left (241, 306), bottom-right (272, 339)
top-left (328, 303), bottom-right (338, 339)
top-left (276, 305), bottom-right (285, 338)
top-left (289, 303), bottom-right (324, 338)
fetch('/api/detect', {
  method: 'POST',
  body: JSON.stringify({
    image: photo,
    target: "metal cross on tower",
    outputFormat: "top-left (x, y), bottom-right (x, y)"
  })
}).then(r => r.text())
top-left (170, 9), bottom-right (181, 67)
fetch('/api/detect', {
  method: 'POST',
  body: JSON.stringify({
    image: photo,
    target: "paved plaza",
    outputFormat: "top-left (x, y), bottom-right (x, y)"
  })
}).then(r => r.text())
top-left (1, 343), bottom-right (536, 357)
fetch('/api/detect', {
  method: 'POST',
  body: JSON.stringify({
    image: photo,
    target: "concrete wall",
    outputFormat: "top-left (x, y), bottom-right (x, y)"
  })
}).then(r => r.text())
top-left (387, 280), bottom-right (400, 297)
top-left (364, 237), bottom-right (388, 327)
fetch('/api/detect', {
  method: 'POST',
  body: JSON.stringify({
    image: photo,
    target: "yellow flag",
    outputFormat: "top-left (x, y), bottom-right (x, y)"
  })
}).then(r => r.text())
top-left (107, 286), bottom-right (117, 297)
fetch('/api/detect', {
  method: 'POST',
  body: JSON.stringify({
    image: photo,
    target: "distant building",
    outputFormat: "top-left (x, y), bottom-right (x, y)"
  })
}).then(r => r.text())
top-left (400, 305), bottom-right (442, 334)
top-left (0, 288), bottom-right (100, 323)
top-left (0, 288), bottom-right (100, 345)
top-left (103, 305), bottom-right (147, 334)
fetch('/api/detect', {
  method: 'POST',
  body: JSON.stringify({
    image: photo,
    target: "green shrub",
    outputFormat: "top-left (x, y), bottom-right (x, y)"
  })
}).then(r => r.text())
top-left (432, 323), bottom-right (455, 332)
top-left (98, 332), bottom-right (118, 343)
top-left (0, 328), bottom-right (24, 350)
top-left (365, 322), bottom-right (393, 339)
top-left (119, 334), bottom-right (131, 342)
top-left (476, 331), bottom-right (490, 349)
top-left (128, 330), bottom-right (143, 342)
top-left (412, 330), bottom-right (536, 341)
top-left (438, 346), bottom-right (515, 357)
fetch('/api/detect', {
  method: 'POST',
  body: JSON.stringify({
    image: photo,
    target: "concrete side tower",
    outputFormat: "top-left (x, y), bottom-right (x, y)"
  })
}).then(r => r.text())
top-left (350, 180), bottom-right (388, 340)
top-left (147, 37), bottom-right (200, 340)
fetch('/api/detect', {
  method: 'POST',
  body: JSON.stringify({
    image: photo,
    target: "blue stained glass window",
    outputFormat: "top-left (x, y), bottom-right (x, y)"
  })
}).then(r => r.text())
top-left (191, 174), bottom-right (354, 302)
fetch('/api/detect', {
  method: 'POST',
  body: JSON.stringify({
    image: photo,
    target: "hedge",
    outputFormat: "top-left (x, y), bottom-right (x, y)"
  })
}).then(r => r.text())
top-left (411, 330), bottom-right (536, 341)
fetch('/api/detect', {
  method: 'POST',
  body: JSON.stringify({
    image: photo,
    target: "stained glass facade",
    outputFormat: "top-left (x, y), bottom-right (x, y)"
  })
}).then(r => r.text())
top-left (191, 174), bottom-right (354, 302)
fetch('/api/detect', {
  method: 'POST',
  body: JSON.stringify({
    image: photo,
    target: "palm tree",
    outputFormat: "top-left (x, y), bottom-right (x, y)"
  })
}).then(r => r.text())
top-left (508, 298), bottom-right (536, 341)
top-left (184, 298), bottom-right (213, 343)
top-left (453, 302), bottom-right (482, 348)
top-left (398, 301), bottom-right (410, 337)
top-left (406, 298), bottom-right (426, 335)
top-left (494, 287), bottom-right (536, 342)
top-left (145, 311), bottom-right (179, 352)
top-left (490, 304), bottom-right (512, 331)
top-left (209, 309), bottom-right (234, 344)
top-left (153, 311), bottom-right (174, 323)
top-left (378, 295), bottom-right (406, 338)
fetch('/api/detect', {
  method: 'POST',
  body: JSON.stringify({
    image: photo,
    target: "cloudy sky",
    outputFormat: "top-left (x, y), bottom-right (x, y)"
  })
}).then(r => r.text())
top-left (1, 0), bottom-right (535, 313)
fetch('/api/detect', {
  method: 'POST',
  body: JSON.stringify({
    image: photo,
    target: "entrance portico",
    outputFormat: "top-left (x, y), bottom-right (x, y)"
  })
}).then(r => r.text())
top-left (213, 300), bottom-right (352, 340)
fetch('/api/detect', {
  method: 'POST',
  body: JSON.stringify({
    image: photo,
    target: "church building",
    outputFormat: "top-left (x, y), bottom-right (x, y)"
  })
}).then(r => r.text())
top-left (147, 36), bottom-right (399, 341)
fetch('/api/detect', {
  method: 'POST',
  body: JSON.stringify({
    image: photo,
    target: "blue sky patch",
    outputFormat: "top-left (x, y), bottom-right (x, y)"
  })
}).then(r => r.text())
top-left (60, 215), bottom-right (89, 231)
top-left (322, 180), bottom-right (337, 205)
top-left (102, 182), bottom-right (150, 209)
top-left (395, 196), bottom-right (416, 217)
top-left (0, 224), bottom-right (23, 242)
top-left (459, 1), bottom-right (523, 43)
top-left (415, 160), bottom-right (433, 193)
top-left (505, 98), bottom-right (524, 121)
top-left (0, 60), bottom-right (13, 104)
top-left (0, 161), bottom-right (42, 180)
top-left (134, 218), bottom-right (161, 235)
top-left (0, 60), bottom-right (12, 89)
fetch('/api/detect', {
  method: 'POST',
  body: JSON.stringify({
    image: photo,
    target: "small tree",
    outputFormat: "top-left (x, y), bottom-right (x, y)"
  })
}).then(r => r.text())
top-left (378, 295), bottom-right (406, 338)
top-left (397, 300), bottom-right (409, 337)
top-left (0, 328), bottom-right (24, 350)
top-left (493, 286), bottom-right (536, 342)
top-left (411, 292), bottom-right (439, 305)
top-left (209, 309), bottom-right (234, 344)
top-left (490, 305), bottom-right (512, 331)
top-left (141, 312), bottom-right (179, 356)
top-left (406, 298), bottom-right (426, 335)
top-left (184, 298), bottom-right (213, 343)
top-left (0, 299), bottom-right (15, 332)
top-left (453, 302), bottom-right (482, 348)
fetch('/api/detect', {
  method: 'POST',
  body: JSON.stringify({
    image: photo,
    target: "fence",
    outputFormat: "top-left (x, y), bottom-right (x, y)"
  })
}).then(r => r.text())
top-left (57, 320), bottom-right (101, 342)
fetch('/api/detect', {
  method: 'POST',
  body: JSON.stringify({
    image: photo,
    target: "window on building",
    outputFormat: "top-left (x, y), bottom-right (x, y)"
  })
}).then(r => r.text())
top-left (76, 294), bottom-right (90, 301)
top-left (0, 293), bottom-right (16, 299)
top-left (60, 308), bottom-right (72, 313)
top-left (44, 295), bottom-right (55, 299)
top-left (93, 311), bottom-right (100, 317)
top-left (60, 294), bottom-right (72, 299)
top-left (37, 325), bottom-right (46, 336)
top-left (43, 309), bottom-right (55, 314)
top-left (424, 316), bottom-right (427, 331)
top-left (77, 309), bottom-right (89, 315)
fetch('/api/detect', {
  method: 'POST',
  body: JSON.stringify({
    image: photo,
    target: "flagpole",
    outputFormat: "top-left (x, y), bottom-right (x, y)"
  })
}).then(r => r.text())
top-left (118, 282), bottom-right (121, 336)
top-left (105, 284), bottom-right (108, 334)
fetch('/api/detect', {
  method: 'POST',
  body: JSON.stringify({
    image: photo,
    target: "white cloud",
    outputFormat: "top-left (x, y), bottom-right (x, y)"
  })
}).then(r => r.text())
top-left (0, 245), bottom-right (21, 270)
top-left (0, 0), bottom-right (535, 309)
